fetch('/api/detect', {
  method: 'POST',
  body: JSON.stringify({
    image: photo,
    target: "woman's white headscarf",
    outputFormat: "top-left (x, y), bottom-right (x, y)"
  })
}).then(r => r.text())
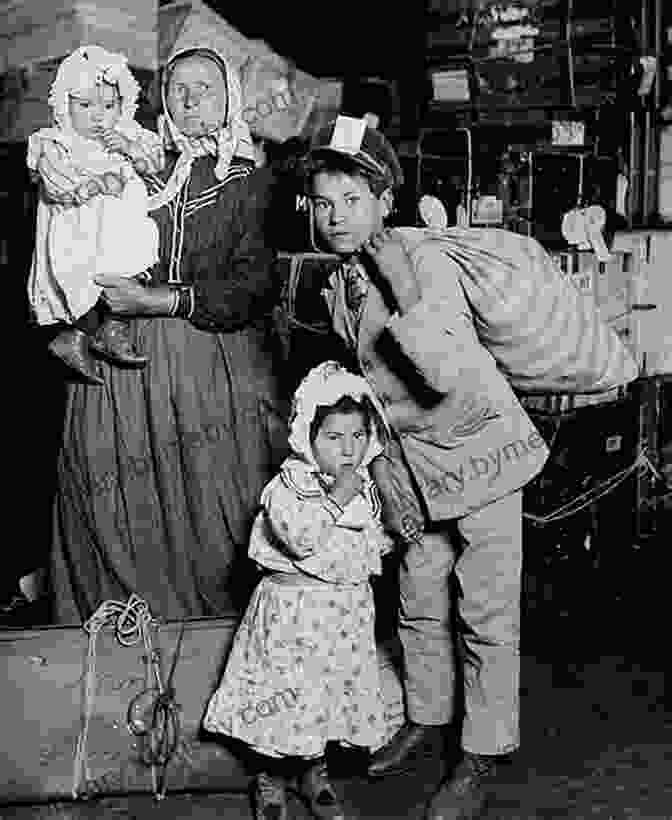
top-left (151, 46), bottom-right (256, 210)
top-left (288, 361), bottom-right (389, 475)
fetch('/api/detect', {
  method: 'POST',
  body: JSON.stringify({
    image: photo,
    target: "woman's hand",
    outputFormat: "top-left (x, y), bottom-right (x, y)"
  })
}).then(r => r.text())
top-left (95, 275), bottom-right (175, 317)
top-left (362, 229), bottom-right (421, 314)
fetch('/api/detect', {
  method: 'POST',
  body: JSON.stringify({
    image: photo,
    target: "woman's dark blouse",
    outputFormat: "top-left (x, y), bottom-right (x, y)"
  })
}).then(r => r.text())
top-left (149, 153), bottom-right (278, 332)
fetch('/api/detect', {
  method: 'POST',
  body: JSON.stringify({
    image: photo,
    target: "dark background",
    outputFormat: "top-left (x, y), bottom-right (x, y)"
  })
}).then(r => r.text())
top-left (194, 1), bottom-right (425, 78)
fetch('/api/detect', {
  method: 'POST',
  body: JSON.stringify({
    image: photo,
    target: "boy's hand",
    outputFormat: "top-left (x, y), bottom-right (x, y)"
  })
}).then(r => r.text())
top-left (370, 452), bottom-right (424, 545)
top-left (362, 229), bottom-right (421, 313)
top-left (362, 228), bottom-right (409, 273)
top-left (329, 466), bottom-right (366, 509)
top-left (100, 129), bottom-right (132, 156)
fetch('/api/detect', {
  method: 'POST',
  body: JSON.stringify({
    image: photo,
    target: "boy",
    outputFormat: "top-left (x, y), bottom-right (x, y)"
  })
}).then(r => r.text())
top-left (299, 117), bottom-right (549, 820)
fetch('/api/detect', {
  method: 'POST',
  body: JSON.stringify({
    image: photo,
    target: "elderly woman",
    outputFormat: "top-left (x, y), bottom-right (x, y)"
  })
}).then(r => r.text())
top-left (50, 46), bottom-right (287, 624)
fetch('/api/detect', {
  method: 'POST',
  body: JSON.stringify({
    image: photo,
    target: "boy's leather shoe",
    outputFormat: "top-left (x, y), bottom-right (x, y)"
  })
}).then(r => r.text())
top-left (368, 721), bottom-right (442, 777)
top-left (424, 752), bottom-right (498, 820)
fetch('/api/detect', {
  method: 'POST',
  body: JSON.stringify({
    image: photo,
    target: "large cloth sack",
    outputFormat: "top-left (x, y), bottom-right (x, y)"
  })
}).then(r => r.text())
top-left (397, 227), bottom-right (639, 394)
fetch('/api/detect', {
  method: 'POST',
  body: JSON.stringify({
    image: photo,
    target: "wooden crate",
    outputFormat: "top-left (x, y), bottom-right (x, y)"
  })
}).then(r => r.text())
top-left (0, 616), bottom-right (404, 804)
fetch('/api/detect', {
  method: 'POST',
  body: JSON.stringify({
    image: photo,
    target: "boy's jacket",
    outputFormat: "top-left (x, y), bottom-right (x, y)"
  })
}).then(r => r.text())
top-left (322, 230), bottom-right (550, 520)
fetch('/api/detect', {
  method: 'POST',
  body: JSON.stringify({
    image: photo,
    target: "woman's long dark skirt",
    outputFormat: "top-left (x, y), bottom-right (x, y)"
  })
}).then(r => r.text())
top-left (50, 316), bottom-right (288, 624)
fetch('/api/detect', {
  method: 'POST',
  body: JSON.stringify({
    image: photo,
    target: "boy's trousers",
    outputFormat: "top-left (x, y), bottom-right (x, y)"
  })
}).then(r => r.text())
top-left (398, 490), bottom-right (522, 756)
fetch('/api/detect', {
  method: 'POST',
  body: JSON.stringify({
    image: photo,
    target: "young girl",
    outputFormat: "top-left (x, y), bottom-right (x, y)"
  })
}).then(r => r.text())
top-left (204, 360), bottom-right (394, 820)
top-left (27, 45), bottom-right (164, 385)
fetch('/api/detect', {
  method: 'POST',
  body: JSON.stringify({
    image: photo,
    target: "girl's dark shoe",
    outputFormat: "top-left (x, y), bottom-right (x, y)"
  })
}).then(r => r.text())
top-left (253, 771), bottom-right (288, 820)
top-left (90, 318), bottom-right (148, 366)
top-left (49, 328), bottom-right (104, 385)
top-left (298, 759), bottom-right (346, 820)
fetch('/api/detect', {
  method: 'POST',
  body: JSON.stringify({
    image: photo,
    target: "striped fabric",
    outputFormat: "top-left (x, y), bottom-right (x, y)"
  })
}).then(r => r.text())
top-left (397, 227), bottom-right (639, 394)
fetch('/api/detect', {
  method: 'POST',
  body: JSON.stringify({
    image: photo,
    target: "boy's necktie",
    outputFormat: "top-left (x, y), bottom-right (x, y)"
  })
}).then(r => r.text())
top-left (342, 260), bottom-right (369, 317)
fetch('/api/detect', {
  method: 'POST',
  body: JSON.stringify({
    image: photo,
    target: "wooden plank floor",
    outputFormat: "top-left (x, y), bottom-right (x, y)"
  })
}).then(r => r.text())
top-left (1, 645), bottom-right (670, 818)
top-left (2, 523), bottom-right (670, 819)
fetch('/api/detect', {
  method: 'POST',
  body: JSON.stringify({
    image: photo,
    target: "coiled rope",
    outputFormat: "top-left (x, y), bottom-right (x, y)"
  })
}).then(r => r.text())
top-left (71, 595), bottom-right (181, 801)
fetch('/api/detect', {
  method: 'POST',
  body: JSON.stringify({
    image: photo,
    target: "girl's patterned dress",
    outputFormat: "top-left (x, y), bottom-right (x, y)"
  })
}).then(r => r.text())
top-left (204, 455), bottom-right (393, 759)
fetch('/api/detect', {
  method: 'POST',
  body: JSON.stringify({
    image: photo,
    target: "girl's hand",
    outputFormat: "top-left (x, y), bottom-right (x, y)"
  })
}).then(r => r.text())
top-left (102, 172), bottom-right (125, 197)
top-left (76, 178), bottom-right (104, 202)
top-left (330, 466), bottom-right (365, 509)
top-left (100, 129), bottom-right (132, 156)
top-left (362, 229), bottom-right (421, 313)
